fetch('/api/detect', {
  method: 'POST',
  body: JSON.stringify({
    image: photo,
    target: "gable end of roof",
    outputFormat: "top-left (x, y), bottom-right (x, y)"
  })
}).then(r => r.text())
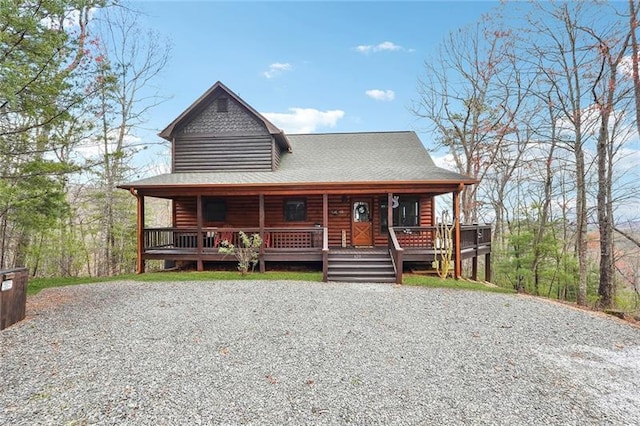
top-left (158, 81), bottom-right (292, 152)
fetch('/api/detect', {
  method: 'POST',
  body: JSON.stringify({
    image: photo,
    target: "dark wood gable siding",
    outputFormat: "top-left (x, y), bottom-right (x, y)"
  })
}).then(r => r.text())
top-left (173, 95), bottom-right (273, 172)
top-left (273, 139), bottom-right (284, 169)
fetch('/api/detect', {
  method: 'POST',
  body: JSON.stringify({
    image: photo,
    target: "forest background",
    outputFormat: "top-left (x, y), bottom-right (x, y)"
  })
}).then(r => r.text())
top-left (2, 0), bottom-right (640, 311)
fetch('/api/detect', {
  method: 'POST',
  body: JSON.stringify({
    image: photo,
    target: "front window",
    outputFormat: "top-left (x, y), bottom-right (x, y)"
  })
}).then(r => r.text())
top-left (396, 198), bottom-right (419, 226)
top-left (203, 198), bottom-right (226, 222)
top-left (353, 201), bottom-right (370, 222)
top-left (380, 196), bottom-right (419, 232)
top-left (284, 198), bottom-right (306, 222)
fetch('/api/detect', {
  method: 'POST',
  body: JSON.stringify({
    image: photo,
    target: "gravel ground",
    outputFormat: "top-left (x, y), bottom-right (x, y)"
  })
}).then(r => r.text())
top-left (1, 280), bottom-right (640, 425)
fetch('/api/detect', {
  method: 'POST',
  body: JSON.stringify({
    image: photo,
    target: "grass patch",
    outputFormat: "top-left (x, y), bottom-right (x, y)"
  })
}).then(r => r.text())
top-left (403, 274), bottom-right (515, 294)
top-left (28, 276), bottom-right (123, 296)
top-left (614, 287), bottom-right (640, 313)
top-left (27, 270), bottom-right (323, 296)
top-left (28, 271), bottom-right (513, 297)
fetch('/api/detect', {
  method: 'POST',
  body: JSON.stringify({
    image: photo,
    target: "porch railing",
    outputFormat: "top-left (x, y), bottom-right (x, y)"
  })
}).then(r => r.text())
top-left (142, 225), bottom-right (490, 281)
top-left (265, 227), bottom-right (325, 249)
top-left (143, 227), bottom-right (326, 252)
top-left (391, 225), bottom-right (492, 251)
top-left (389, 224), bottom-right (492, 283)
top-left (388, 228), bottom-right (404, 285)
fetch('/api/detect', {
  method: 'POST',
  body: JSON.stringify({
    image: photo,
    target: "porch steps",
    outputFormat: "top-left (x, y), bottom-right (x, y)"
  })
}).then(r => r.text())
top-left (327, 250), bottom-right (396, 283)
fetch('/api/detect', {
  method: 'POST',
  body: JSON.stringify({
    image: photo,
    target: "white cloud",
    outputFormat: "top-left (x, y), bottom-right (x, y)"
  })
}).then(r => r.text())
top-left (619, 54), bottom-right (640, 78)
top-left (263, 62), bottom-right (292, 79)
top-left (355, 41), bottom-right (407, 54)
top-left (41, 7), bottom-right (99, 30)
top-left (431, 152), bottom-right (458, 172)
top-left (555, 103), bottom-right (636, 143)
top-left (615, 147), bottom-right (640, 172)
top-left (262, 108), bottom-right (345, 133)
top-left (365, 89), bottom-right (395, 101)
top-left (74, 132), bottom-right (142, 160)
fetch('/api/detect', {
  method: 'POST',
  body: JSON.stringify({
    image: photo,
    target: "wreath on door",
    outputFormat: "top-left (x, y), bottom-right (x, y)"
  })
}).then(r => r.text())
top-left (357, 205), bottom-right (367, 214)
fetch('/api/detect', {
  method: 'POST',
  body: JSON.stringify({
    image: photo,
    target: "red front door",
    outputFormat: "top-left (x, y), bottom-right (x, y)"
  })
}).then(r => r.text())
top-left (351, 200), bottom-right (373, 246)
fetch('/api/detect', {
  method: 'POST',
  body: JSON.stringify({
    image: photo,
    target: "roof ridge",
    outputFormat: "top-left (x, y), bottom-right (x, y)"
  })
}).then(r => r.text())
top-left (288, 130), bottom-right (413, 136)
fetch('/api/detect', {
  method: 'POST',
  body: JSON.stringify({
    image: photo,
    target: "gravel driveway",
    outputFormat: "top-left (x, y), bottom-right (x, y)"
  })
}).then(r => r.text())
top-left (1, 280), bottom-right (639, 425)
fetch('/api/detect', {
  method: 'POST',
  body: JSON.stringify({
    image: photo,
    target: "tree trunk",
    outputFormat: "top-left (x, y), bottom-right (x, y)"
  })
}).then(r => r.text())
top-left (596, 125), bottom-right (614, 308)
top-left (589, 28), bottom-right (629, 309)
top-left (12, 229), bottom-right (29, 268)
top-left (0, 215), bottom-right (8, 269)
top-left (629, 0), bottom-right (640, 138)
top-left (531, 103), bottom-right (558, 297)
top-left (575, 138), bottom-right (588, 306)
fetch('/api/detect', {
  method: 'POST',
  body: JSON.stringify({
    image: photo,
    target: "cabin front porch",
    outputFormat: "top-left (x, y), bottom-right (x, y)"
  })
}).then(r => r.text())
top-left (139, 225), bottom-right (492, 283)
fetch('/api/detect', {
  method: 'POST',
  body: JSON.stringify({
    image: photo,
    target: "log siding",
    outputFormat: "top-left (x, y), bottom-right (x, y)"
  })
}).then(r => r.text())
top-left (173, 194), bottom-right (434, 247)
top-left (173, 135), bottom-right (273, 172)
top-left (273, 137), bottom-right (282, 170)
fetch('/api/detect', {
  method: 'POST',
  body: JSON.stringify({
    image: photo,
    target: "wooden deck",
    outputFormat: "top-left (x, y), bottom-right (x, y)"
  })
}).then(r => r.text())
top-left (139, 225), bottom-right (492, 283)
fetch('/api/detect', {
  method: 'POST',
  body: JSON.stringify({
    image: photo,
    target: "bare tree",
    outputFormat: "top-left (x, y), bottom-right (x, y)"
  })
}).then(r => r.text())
top-left (413, 22), bottom-right (526, 224)
top-left (519, 2), bottom-right (601, 305)
top-left (585, 24), bottom-right (633, 308)
top-left (629, 0), bottom-right (640, 138)
top-left (88, 6), bottom-right (170, 275)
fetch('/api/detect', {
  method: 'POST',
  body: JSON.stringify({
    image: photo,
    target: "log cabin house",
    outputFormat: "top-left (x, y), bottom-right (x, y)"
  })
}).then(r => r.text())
top-left (118, 81), bottom-right (491, 283)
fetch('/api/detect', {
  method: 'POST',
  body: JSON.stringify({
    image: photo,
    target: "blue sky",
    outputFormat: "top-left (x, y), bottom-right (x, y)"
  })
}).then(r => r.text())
top-left (128, 1), bottom-right (498, 169)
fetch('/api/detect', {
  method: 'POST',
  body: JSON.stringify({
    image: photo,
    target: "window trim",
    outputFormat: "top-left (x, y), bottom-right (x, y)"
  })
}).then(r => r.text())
top-left (395, 197), bottom-right (420, 227)
top-left (380, 197), bottom-right (389, 233)
top-left (283, 198), bottom-right (307, 222)
top-left (380, 196), bottom-right (420, 232)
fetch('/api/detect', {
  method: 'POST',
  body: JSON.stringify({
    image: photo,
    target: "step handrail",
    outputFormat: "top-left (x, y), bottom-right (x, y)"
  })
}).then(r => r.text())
top-left (388, 228), bottom-right (404, 284)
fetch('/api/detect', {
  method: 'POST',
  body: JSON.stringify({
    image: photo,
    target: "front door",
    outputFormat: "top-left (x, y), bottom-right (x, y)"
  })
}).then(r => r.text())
top-left (352, 200), bottom-right (373, 246)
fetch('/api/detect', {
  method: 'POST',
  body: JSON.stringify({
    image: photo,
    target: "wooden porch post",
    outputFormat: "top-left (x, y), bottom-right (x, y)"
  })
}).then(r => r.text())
top-left (196, 195), bottom-right (203, 271)
top-left (485, 253), bottom-right (492, 282)
top-left (259, 194), bottom-right (265, 273)
top-left (453, 187), bottom-right (462, 279)
top-left (322, 193), bottom-right (328, 282)
top-left (135, 191), bottom-right (145, 274)
top-left (387, 193), bottom-right (393, 232)
top-left (388, 192), bottom-right (404, 284)
top-left (322, 193), bottom-right (328, 228)
top-left (472, 225), bottom-right (479, 280)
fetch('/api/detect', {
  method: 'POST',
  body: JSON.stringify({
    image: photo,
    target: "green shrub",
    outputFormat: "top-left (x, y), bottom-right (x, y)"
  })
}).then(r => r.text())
top-left (218, 231), bottom-right (262, 275)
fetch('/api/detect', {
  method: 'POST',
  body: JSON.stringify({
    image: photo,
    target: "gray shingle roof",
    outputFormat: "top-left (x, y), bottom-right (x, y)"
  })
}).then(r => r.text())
top-left (122, 131), bottom-right (474, 188)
